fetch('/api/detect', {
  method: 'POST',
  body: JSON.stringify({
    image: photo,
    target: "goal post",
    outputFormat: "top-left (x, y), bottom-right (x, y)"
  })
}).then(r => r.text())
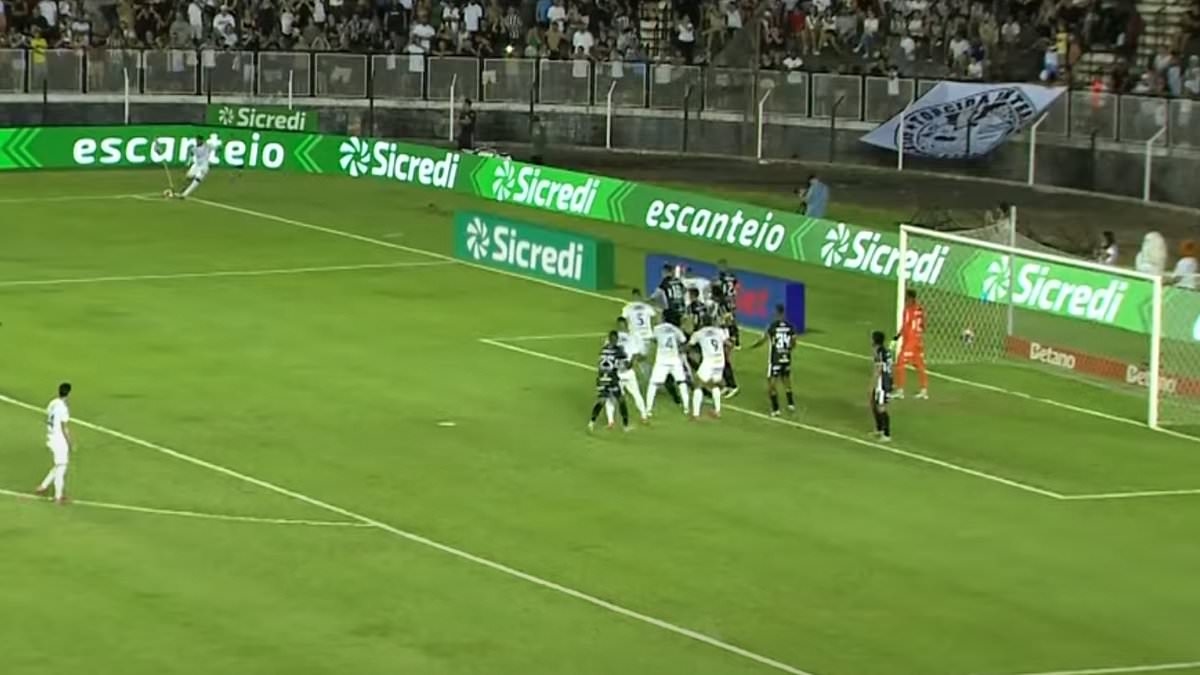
top-left (895, 223), bottom-right (1186, 430)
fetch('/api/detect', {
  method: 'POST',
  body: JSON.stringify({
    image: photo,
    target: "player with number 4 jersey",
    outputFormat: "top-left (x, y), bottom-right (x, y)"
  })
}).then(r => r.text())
top-left (892, 289), bottom-right (928, 399)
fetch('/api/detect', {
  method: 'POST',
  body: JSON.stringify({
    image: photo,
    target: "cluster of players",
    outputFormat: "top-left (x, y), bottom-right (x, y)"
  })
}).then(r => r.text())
top-left (588, 261), bottom-right (933, 444)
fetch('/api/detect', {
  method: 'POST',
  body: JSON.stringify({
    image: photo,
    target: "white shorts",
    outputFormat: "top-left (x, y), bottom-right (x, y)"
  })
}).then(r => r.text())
top-left (650, 359), bottom-right (686, 385)
top-left (48, 440), bottom-right (69, 466)
top-left (619, 369), bottom-right (639, 389)
top-left (186, 164), bottom-right (209, 181)
top-left (697, 359), bottom-right (725, 384)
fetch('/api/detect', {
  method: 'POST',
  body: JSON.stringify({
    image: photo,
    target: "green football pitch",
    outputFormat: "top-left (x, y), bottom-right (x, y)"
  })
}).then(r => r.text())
top-left (2, 169), bottom-right (1200, 675)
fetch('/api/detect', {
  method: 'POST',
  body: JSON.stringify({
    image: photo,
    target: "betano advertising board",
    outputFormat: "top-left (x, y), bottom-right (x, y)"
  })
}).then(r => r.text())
top-left (4, 124), bottom-right (1199, 342)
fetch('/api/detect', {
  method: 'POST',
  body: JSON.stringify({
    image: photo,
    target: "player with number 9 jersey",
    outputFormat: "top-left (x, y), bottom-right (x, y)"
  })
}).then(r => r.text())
top-left (689, 324), bottom-right (729, 384)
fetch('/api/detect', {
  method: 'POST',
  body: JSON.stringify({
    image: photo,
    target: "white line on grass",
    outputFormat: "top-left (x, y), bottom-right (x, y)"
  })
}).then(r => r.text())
top-left (1059, 488), bottom-right (1200, 501)
top-left (496, 332), bottom-right (608, 342)
top-left (0, 487), bottom-right (371, 527)
top-left (0, 392), bottom-right (816, 675)
top-left (0, 261), bottom-right (453, 288)
top-left (185, 197), bottom-right (1200, 447)
top-left (0, 193), bottom-right (157, 204)
top-left (478, 338), bottom-right (1066, 500)
top-left (998, 660), bottom-right (1200, 675)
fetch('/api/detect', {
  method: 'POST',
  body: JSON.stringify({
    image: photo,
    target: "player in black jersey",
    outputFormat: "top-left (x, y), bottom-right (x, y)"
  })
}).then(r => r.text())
top-left (654, 264), bottom-right (687, 327)
top-left (683, 288), bottom-right (711, 335)
top-left (589, 331), bottom-right (632, 432)
top-left (713, 260), bottom-right (740, 348)
top-left (751, 304), bottom-right (796, 416)
top-left (870, 330), bottom-right (893, 442)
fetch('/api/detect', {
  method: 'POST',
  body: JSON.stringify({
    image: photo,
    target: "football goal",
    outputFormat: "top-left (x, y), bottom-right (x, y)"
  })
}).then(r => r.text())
top-left (896, 223), bottom-right (1200, 430)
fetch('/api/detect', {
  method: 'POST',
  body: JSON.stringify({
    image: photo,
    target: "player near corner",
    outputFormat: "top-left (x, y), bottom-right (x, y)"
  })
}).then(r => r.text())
top-left (645, 319), bottom-right (690, 417)
top-left (615, 317), bottom-right (650, 422)
top-left (751, 304), bottom-right (796, 417)
top-left (175, 135), bottom-right (216, 200)
top-left (688, 318), bottom-right (732, 419)
top-left (870, 330), bottom-right (894, 442)
top-left (588, 331), bottom-right (633, 432)
top-left (892, 289), bottom-right (929, 400)
top-left (621, 288), bottom-right (658, 377)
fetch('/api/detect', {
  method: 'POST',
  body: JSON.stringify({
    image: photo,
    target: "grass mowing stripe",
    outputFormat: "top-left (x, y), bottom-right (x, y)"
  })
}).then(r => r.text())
top-left (185, 198), bottom-right (1198, 448)
top-left (0, 261), bottom-right (454, 288)
top-left (0, 487), bottom-right (371, 527)
top-left (478, 338), bottom-right (1067, 500)
top-left (999, 660), bottom-right (1200, 675)
top-left (0, 392), bottom-right (818, 675)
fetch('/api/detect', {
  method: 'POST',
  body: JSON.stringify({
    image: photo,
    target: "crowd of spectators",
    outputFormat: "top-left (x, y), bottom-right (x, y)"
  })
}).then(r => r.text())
top-left (0, 0), bottom-right (1197, 87)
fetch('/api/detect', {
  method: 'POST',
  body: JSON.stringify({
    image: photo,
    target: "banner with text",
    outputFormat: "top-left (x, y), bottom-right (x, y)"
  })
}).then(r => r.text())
top-left (861, 82), bottom-right (1065, 158)
top-left (5, 124), bottom-right (1199, 342)
top-left (206, 104), bottom-right (319, 132)
top-left (454, 211), bottom-right (615, 290)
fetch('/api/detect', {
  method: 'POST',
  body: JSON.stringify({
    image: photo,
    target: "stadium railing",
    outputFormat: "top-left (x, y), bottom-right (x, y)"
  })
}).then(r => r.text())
top-left (5, 47), bottom-right (1200, 148)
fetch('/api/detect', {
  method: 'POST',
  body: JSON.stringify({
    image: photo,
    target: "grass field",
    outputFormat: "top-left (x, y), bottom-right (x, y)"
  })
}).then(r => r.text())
top-left (3, 169), bottom-right (1200, 675)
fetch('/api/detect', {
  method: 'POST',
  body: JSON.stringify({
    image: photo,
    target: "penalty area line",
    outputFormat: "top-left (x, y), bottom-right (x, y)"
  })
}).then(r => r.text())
top-left (478, 338), bottom-right (1066, 500)
top-left (0, 392), bottom-right (817, 675)
top-left (0, 193), bottom-right (159, 204)
top-left (0, 487), bottom-right (371, 528)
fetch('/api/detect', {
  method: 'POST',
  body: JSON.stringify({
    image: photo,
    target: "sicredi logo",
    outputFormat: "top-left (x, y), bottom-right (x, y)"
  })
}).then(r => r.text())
top-left (218, 105), bottom-right (311, 131)
top-left (819, 223), bottom-right (949, 283)
top-left (71, 132), bottom-right (286, 169)
top-left (472, 221), bottom-right (586, 281)
top-left (980, 255), bottom-right (1128, 324)
top-left (338, 136), bottom-right (460, 188)
top-left (643, 200), bottom-right (787, 254)
top-left (490, 159), bottom-right (599, 215)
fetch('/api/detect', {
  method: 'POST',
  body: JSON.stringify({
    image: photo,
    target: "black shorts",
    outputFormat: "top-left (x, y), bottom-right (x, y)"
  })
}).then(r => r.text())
top-left (871, 384), bottom-right (890, 410)
top-left (597, 382), bottom-right (622, 399)
top-left (768, 361), bottom-right (791, 378)
top-left (726, 323), bottom-right (740, 345)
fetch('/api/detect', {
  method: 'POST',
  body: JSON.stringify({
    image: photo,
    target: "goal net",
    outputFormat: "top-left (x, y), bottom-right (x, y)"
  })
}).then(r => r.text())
top-left (897, 223), bottom-right (1200, 431)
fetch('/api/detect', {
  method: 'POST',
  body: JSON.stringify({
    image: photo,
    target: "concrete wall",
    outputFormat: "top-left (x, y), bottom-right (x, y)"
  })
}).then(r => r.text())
top-left (1, 99), bottom-right (1195, 209)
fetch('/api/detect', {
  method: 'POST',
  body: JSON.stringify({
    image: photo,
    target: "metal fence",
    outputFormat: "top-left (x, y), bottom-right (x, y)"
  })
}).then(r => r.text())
top-left (6, 47), bottom-right (1198, 147)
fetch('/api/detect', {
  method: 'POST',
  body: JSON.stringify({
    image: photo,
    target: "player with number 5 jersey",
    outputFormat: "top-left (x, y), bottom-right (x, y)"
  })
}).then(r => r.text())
top-left (892, 289), bottom-right (928, 399)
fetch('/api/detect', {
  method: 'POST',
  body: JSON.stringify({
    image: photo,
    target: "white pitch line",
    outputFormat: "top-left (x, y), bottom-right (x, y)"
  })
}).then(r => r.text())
top-left (0, 487), bottom-right (370, 527)
top-left (997, 660), bottom-right (1200, 675)
top-left (0, 392), bottom-right (816, 675)
top-left (496, 332), bottom-right (608, 342)
top-left (478, 338), bottom-right (1066, 500)
top-left (0, 261), bottom-right (453, 288)
top-left (0, 193), bottom-right (157, 204)
top-left (1059, 488), bottom-right (1200, 501)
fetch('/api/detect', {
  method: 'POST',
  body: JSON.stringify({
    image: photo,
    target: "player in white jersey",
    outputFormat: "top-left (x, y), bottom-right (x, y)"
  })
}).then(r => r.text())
top-left (178, 135), bottom-right (217, 199)
top-left (646, 321), bottom-right (690, 416)
top-left (689, 321), bottom-right (731, 418)
top-left (35, 382), bottom-right (73, 504)
top-left (615, 317), bottom-right (649, 421)
top-left (678, 267), bottom-right (713, 304)
top-left (622, 289), bottom-right (658, 377)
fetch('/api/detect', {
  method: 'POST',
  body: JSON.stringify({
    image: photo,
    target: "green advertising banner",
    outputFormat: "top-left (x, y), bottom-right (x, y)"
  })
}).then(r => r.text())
top-left (453, 211), bottom-right (614, 290)
top-left (206, 104), bottom-right (318, 132)
top-left (4, 123), bottom-right (1198, 341)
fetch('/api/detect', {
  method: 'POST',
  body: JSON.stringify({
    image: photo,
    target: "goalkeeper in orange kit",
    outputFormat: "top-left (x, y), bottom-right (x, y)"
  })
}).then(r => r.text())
top-left (892, 290), bottom-right (928, 400)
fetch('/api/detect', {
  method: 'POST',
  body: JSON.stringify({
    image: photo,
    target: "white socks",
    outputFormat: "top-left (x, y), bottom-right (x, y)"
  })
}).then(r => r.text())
top-left (182, 180), bottom-right (200, 197)
top-left (604, 399), bottom-right (615, 425)
top-left (712, 387), bottom-right (722, 415)
top-left (39, 465), bottom-right (67, 500)
top-left (645, 384), bottom-right (658, 414)
top-left (624, 382), bottom-right (648, 419)
top-left (691, 388), bottom-right (703, 417)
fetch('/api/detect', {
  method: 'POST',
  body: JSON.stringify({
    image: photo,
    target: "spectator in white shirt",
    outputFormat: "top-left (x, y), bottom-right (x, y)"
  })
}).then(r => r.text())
top-left (213, 7), bottom-right (236, 40)
top-left (547, 0), bottom-right (566, 30)
top-left (463, 0), bottom-right (483, 33)
top-left (1135, 231), bottom-right (1167, 275)
top-left (1001, 18), bottom-right (1020, 45)
top-left (1097, 230), bottom-right (1119, 265)
top-left (443, 1), bottom-right (461, 33)
top-left (949, 33), bottom-right (970, 66)
top-left (572, 23), bottom-right (594, 54)
top-left (676, 14), bottom-right (695, 61)
top-left (1040, 45), bottom-right (1059, 81)
top-left (724, 4), bottom-right (741, 32)
top-left (1173, 241), bottom-right (1199, 289)
top-left (856, 11), bottom-right (879, 54)
top-left (38, 0), bottom-right (57, 26)
top-left (187, 0), bottom-right (204, 41)
top-left (967, 57), bottom-right (984, 79)
top-left (410, 13), bottom-right (435, 51)
top-left (280, 5), bottom-right (295, 36)
top-left (782, 48), bottom-right (803, 70)
top-left (900, 32), bottom-right (916, 60)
